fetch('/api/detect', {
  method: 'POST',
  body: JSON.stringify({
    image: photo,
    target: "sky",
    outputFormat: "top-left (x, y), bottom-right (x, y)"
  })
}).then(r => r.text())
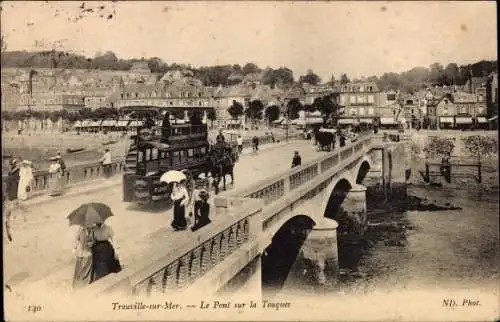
top-left (1, 1), bottom-right (497, 81)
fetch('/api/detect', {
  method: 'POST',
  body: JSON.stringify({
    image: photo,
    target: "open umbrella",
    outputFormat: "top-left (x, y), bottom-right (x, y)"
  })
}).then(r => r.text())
top-left (160, 170), bottom-right (186, 184)
top-left (67, 203), bottom-right (114, 227)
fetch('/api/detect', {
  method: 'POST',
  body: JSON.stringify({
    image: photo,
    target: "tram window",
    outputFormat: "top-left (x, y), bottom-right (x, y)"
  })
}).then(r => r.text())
top-left (151, 148), bottom-right (158, 160)
top-left (187, 149), bottom-right (194, 157)
top-left (137, 151), bottom-right (144, 163)
top-left (200, 146), bottom-right (206, 155)
top-left (145, 149), bottom-right (151, 161)
top-left (173, 151), bottom-right (180, 161)
top-left (179, 150), bottom-right (188, 163)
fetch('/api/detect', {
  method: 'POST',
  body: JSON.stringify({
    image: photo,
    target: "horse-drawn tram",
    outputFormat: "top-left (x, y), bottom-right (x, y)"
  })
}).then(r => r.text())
top-left (122, 107), bottom-right (236, 206)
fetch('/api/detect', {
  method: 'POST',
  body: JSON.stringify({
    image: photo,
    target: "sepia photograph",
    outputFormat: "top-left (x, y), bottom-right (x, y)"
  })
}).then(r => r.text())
top-left (1, 1), bottom-right (498, 321)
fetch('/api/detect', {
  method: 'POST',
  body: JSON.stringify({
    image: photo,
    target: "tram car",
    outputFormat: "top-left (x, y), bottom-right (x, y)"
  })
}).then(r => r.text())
top-left (122, 107), bottom-right (217, 206)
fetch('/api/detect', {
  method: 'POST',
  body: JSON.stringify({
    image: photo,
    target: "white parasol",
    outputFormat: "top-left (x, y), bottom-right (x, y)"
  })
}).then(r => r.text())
top-left (160, 170), bottom-right (187, 184)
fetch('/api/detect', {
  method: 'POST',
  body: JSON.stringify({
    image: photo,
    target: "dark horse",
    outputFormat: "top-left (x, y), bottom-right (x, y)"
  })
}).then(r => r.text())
top-left (206, 143), bottom-right (235, 194)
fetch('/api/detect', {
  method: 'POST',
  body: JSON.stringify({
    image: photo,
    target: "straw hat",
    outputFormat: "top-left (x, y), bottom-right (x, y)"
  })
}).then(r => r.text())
top-left (21, 160), bottom-right (32, 166)
top-left (49, 156), bottom-right (58, 161)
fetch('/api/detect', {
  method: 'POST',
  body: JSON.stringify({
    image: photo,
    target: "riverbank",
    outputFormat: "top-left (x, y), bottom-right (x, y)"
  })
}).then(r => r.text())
top-left (404, 130), bottom-right (498, 189)
top-left (274, 183), bottom-right (498, 298)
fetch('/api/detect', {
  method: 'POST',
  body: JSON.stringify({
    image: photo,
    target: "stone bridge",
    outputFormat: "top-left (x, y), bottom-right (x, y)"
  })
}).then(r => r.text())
top-left (83, 133), bottom-right (407, 299)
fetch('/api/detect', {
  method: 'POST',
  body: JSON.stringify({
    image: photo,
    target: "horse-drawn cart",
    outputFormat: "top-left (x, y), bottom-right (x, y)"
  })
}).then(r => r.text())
top-left (315, 128), bottom-right (336, 152)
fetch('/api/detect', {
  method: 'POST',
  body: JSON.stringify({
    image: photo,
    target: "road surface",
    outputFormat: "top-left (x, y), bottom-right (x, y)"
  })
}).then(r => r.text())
top-left (4, 140), bottom-right (322, 293)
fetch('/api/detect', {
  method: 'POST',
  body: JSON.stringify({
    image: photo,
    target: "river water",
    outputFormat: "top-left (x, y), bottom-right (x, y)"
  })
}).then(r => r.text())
top-left (264, 183), bottom-right (499, 298)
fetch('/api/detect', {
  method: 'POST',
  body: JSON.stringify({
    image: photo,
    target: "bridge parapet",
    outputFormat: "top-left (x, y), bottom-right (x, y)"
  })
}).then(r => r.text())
top-left (24, 159), bottom-right (124, 197)
top-left (85, 198), bottom-right (264, 297)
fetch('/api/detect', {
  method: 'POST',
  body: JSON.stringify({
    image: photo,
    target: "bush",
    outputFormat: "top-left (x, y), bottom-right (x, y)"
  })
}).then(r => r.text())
top-left (422, 136), bottom-right (455, 159)
top-left (462, 135), bottom-right (497, 158)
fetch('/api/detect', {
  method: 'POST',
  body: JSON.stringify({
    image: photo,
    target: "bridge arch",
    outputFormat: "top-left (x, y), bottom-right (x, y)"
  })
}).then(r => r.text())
top-left (261, 215), bottom-right (316, 295)
top-left (355, 158), bottom-right (371, 184)
top-left (322, 178), bottom-right (353, 221)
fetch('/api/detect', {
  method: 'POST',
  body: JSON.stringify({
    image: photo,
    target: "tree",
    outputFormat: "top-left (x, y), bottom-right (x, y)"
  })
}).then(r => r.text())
top-left (429, 62), bottom-right (445, 85)
top-left (232, 64), bottom-right (242, 73)
top-left (444, 63), bottom-right (459, 86)
top-left (340, 73), bottom-right (350, 84)
top-left (265, 105), bottom-right (281, 122)
top-left (422, 137), bottom-right (455, 159)
top-left (148, 57), bottom-right (168, 73)
top-left (378, 72), bottom-right (401, 90)
top-left (242, 63), bottom-right (261, 75)
top-left (286, 98), bottom-right (303, 120)
top-left (227, 101), bottom-right (244, 119)
top-left (273, 67), bottom-right (295, 85)
top-left (462, 135), bottom-right (497, 159)
top-left (91, 51), bottom-right (119, 70)
top-left (312, 94), bottom-right (339, 117)
top-left (299, 69), bottom-right (321, 85)
top-left (246, 100), bottom-right (265, 121)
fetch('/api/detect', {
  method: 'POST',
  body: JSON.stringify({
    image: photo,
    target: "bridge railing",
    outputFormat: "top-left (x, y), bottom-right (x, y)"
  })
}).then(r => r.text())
top-left (2, 159), bottom-right (124, 198)
top-left (226, 132), bottom-right (378, 201)
top-left (85, 197), bottom-right (264, 296)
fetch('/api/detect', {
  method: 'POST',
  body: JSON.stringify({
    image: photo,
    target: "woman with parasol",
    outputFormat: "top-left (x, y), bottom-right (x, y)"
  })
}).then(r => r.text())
top-left (160, 170), bottom-right (190, 231)
top-left (170, 180), bottom-right (189, 231)
top-left (72, 224), bottom-right (95, 288)
top-left (48, 156), bottom-right (63, 196)
top-left (68, 203), bottom-right (121, 287)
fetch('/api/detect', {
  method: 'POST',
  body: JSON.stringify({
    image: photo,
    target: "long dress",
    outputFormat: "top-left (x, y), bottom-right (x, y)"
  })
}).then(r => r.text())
top-left (72, 227), bottom-right (94, 289)
top-left (48, 163), bottom-right (63, 196)
top-left (171, 185), bottom-right (188, 230)
top-left (17, 166), bottom-right (33, 201)
top-left (91, 224), bottom-right (121, 282)
top-left (191, 200), bottom-right (211, 232)
top-left (6, 166), bottom-right (19, 201)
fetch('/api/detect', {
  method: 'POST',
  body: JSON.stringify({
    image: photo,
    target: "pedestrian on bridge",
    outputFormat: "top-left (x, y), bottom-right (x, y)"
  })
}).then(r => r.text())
top-left (17, 160), bottom-right (33, 201)
top-left (72, 226), bottom-right (95, 288)
top-left (291, 151), bottom-right (302, 168)
top-left (237, 135), bottom-right (243, 154)
top-left (339, 133), bottom-right (346, 148)
top-left (90, 222), bottom-right (122, 282)
top-left (171, 181), bottom-right (189, 231)
top-left (56, 152), bottom-right (66, 175)
top-left (48, 157), bottom-right (64, 197)
top-left (252, 136), bottom-right (259, 154)
top-left (100, 149), bottom-right (112, 178)
top-left (191, 189), bottom-right (211, 232)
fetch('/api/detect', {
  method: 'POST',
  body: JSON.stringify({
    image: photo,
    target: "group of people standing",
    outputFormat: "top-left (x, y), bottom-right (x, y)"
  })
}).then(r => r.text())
top-left (170, 178), bottom-right (211, 232)
top-left (72, 222), bottom-right (121, 288)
